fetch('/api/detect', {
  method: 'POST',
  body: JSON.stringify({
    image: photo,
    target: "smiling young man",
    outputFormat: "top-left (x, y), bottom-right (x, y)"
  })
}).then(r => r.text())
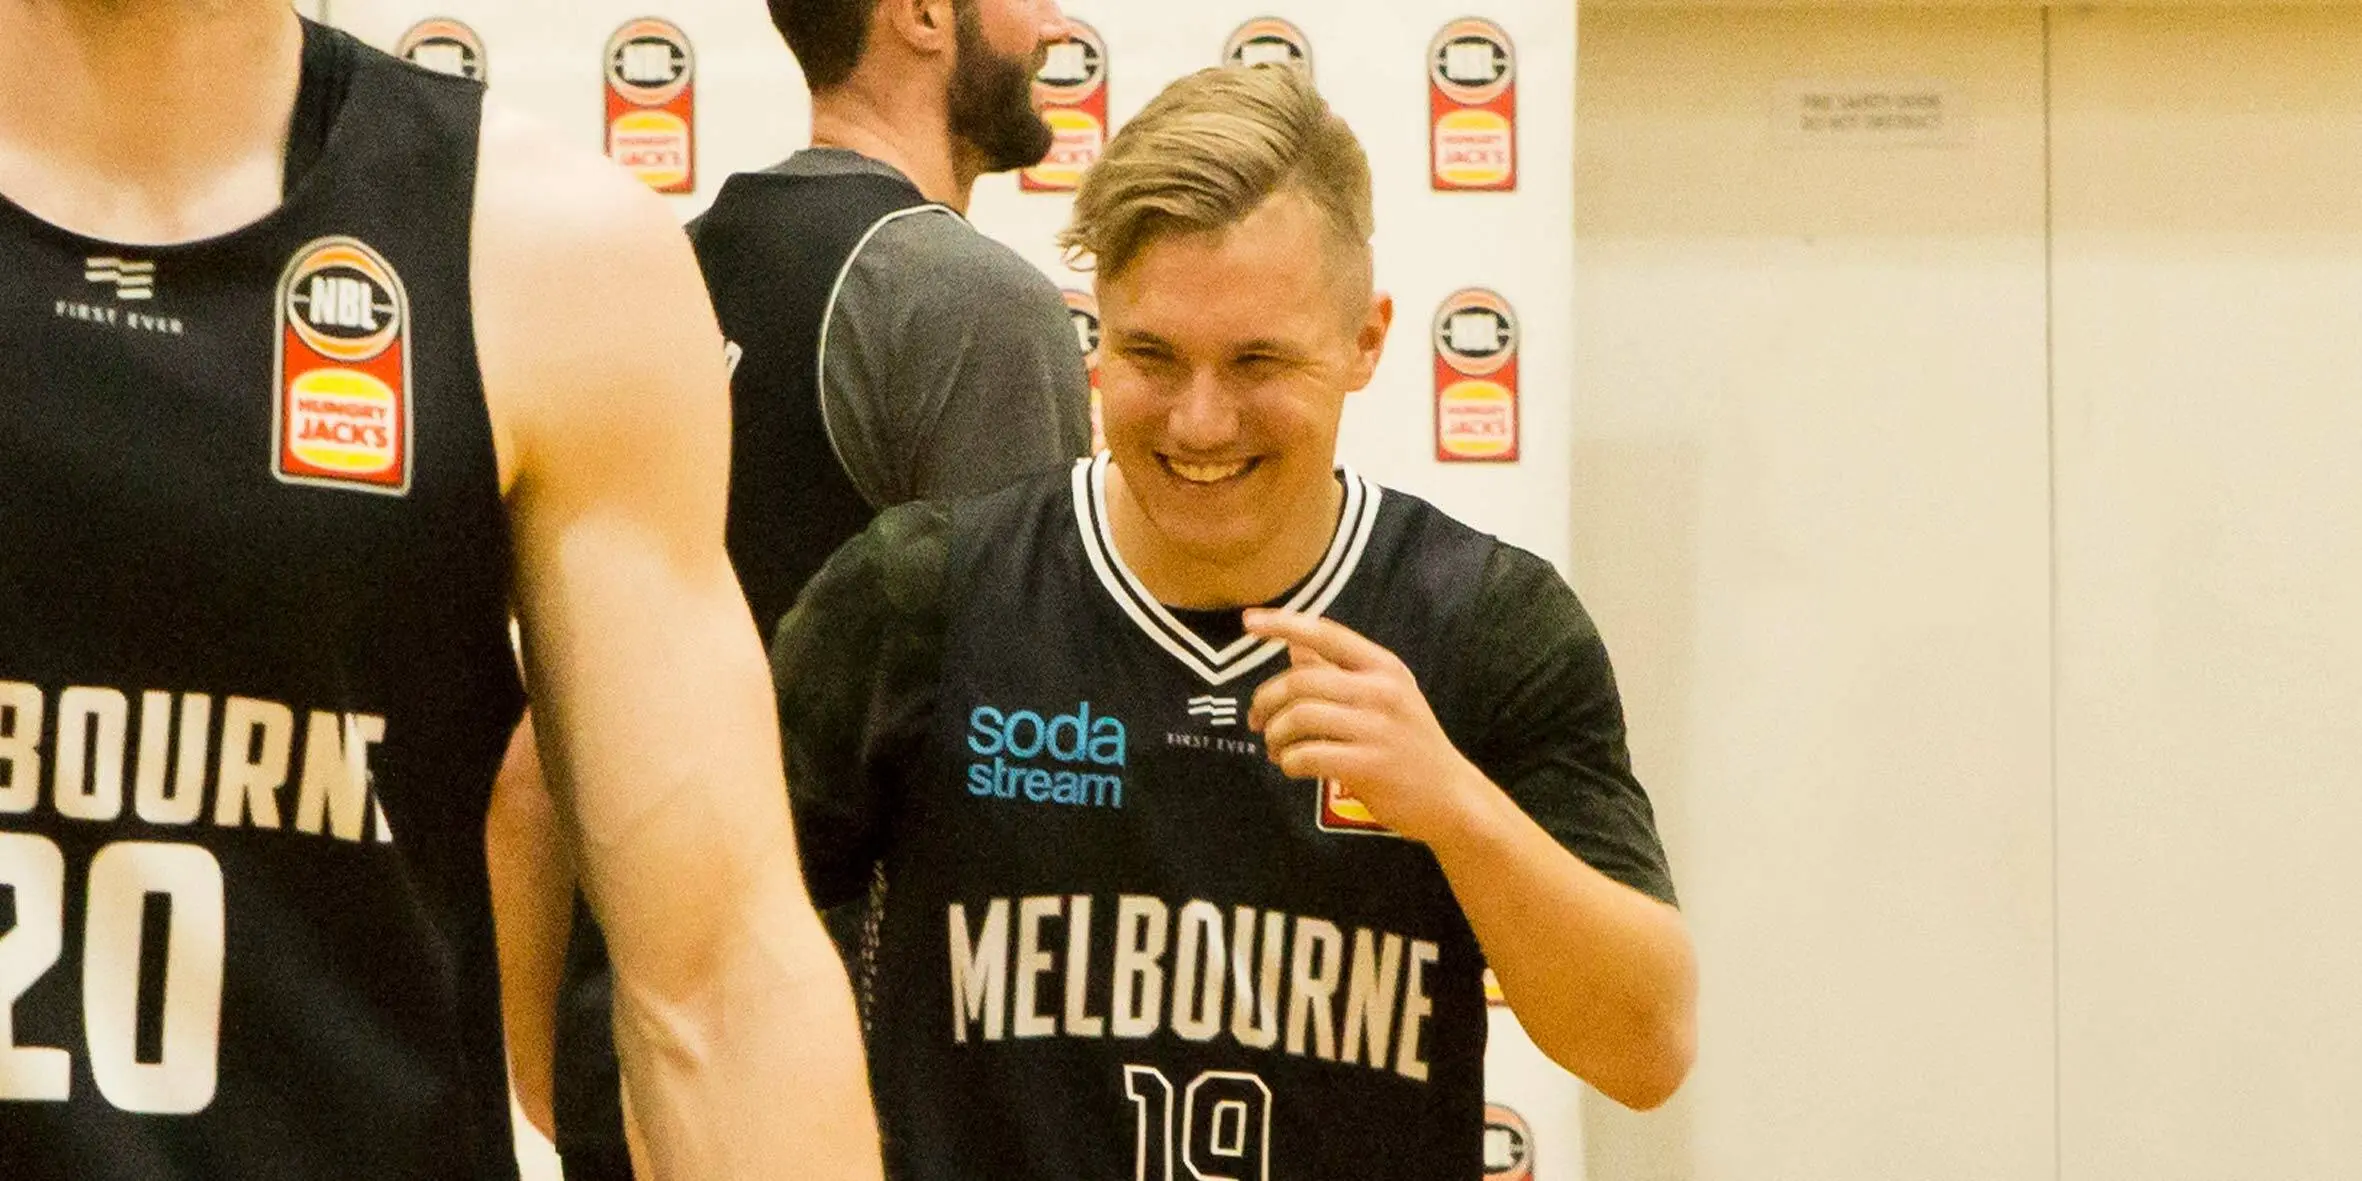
top-left (775, 64), bottom-right (1696, 1178)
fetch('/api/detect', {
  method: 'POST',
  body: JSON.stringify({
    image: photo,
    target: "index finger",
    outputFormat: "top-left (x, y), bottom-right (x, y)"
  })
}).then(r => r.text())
top-left (1243, 609), bottom-right (1391, 673)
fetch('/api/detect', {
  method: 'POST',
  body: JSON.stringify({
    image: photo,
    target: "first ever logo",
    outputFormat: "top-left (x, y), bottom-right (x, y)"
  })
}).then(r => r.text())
top-left (274, 237), bottom-right (412, 496)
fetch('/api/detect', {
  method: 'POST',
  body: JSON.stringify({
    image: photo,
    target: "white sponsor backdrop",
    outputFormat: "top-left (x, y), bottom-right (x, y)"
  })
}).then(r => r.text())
top-left (315, 2), bottom-right (1583, 1177)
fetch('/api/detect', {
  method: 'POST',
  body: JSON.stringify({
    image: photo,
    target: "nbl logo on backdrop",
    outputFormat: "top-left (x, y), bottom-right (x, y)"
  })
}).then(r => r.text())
top-left (1429, 19), bottom-right (1518, 191)
top-left (273, 237), bottom-right (412, 496)
top-left (395, 18), bottom-right (487, 81)
top-left (605, 18), bottom-right (696, 193)
top-left (1432, 289), bottom-right (1521, 463)
top-left (1022, 19), bottom-right (1110, 192)
top-left (1224, 17), bottom-right (1313, 79)
top-left (1483, 1104), bottom-right (1536, 1180)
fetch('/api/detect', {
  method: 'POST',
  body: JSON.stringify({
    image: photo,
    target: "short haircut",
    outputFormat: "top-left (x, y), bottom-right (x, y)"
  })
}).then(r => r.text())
top-left (1059, 64), bottom-right (1375, 283)
top-left (768, 0), bottom-right (880, 91)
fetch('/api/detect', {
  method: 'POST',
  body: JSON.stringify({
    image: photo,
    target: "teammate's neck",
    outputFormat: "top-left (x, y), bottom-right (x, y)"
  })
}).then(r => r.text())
top-left (1104, 463), bottom-right (1349, 611)
top-left (0, 0), bottom-right (302, 244)
top-left (809, 88), bottom-right (977, 215)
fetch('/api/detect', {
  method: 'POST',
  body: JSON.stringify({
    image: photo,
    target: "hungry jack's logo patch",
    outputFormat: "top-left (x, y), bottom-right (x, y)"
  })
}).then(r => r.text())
top-left (274, 237), bottom-right (412, 496)
top-left (1317, 777), bottom-right (1401, 838)
top-left (605, 18), bottom-right (696, 193)
top-left (1430, 19), bottom-right (1517, 191)
top-left (1022, 20), bottom-right (1109, 193)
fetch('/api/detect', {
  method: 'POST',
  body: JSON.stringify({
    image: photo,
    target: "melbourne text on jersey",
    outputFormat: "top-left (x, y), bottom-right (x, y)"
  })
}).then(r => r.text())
top-left (948, 894), bottom-right (1442, 1083)
top-left (965, 701), bottom-right (1127, 809)
top-left (0, 680), bottom-right (393, 843)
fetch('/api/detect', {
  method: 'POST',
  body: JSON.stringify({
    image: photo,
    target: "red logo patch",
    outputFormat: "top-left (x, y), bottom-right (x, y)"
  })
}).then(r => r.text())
top-left (273, 237), bottom-right (412, 496)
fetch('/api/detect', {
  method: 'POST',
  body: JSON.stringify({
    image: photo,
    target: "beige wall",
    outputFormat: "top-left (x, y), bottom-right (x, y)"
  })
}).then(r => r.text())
top-left (1575, 8), bottom-right (2056, 1180)
top-left (1580, 5), bottom-right (2361, 1181)
top-left (2050, 8), bottom-right (2362, 1179)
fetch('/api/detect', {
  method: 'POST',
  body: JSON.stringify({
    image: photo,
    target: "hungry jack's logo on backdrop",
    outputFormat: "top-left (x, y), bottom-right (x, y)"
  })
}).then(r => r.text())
top-left (274, 236), bottom-right (412, 496)
top-left (1432, 288), bottom-right (1520, 463)
top-left (605, 17), bottom-right (696, 193)
top-left (1022, 20), bottom-right (1109, 193)
top-left (1224, 17), bottom-right (1313, 79)
top-left (1429, 19), bottom-right (1517, 191)
top-left (396, 18), bottom-right (487, 82)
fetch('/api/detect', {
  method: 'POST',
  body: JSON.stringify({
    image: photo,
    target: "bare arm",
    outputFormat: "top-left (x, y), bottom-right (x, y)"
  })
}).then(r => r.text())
top-left (486, 712), bottom-right (569, 1139)
top-left (475, 106), bottom-right (882, 1179)
top-left (1246, 608), bottom-right (1696, 1110)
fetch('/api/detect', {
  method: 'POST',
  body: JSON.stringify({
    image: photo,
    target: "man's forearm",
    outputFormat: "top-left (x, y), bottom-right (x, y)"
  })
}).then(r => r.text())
top-left (486, 712), bottom-right (575, 1138)
top-left (1427, 774), bottom-right (1697, 1110)
top-left (607, 866), bottom-right (881, 1179)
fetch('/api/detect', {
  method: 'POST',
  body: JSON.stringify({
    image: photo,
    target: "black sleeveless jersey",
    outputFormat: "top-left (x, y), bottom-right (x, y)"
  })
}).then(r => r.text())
top-left (0, 25), bottom-right (525, 1180)
top-left (775, 456), bottom-right (1676, 1180)
top-left (695, 165), bottom-right (942, 644)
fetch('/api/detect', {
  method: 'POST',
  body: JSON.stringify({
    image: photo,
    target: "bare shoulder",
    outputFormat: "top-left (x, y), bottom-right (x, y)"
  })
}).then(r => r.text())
top-left (469, 101), bottom-right (723, 496)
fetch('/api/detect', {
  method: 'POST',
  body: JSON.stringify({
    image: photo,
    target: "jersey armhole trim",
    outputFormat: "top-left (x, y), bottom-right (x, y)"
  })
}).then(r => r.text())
top-left (815, 203), bottom-right (960, 508)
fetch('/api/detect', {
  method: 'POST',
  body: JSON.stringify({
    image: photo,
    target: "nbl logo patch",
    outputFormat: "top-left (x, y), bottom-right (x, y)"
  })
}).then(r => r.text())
top-left (273, 237), bottom-right (412, 496)
top-left (395, 18), bottom-right (487, 82)
top-left (1224, 17), bottom-right (1313, 79)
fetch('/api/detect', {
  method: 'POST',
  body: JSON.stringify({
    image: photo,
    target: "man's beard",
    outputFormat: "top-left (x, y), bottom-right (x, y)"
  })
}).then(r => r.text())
top-left (946, 3), bottom-right (1055, 174)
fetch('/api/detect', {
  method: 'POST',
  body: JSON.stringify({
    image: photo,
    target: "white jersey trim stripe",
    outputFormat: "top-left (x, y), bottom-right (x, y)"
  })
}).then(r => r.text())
top-left (813, 202), bottom-right (959, 501)
top-left (1069, 453), bottom-right (1383, 687)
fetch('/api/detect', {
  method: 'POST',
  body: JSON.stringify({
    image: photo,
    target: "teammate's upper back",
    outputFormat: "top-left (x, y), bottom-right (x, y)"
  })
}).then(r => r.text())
top-left (689, 148), bottom-right (1090, 643)
top-left (0, 22), bottom-right (525, 1179)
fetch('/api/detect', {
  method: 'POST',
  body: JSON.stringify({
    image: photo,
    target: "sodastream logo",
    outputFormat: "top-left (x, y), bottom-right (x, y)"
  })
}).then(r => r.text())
top-left (966, 702), bottom-right (1127, 810)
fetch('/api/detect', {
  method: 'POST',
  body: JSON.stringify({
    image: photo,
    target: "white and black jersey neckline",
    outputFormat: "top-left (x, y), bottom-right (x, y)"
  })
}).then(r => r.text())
top-left (1070, 452), bottom-right (1383, 686)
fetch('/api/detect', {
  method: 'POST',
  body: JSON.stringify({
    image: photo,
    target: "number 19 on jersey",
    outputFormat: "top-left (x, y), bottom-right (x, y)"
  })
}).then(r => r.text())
top-left (1125, 1064), bottom-right (1272, 1181)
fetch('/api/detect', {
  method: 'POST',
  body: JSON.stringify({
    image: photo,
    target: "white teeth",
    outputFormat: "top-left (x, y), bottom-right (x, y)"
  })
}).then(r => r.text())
top-left (1168, 459), bottom-right (1249, 484)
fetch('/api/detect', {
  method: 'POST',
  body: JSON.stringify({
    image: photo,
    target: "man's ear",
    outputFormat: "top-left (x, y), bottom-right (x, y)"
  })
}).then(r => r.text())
top-left (1346, 291), bottom-right (1395, 392)
top-left (877, 0), bottom-right (957, 56)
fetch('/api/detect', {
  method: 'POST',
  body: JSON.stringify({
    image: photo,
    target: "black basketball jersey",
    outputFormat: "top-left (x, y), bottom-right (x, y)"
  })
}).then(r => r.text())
top-left (776, 456), bottom-right (1676, 1180)
top-left (694, 165), bottom-right (944, 644)
top-left (0, 25), bottom-right (524, 1180)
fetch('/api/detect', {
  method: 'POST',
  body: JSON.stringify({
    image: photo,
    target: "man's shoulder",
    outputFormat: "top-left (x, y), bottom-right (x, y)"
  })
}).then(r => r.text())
top-left (856, 208), bottom-right (1066, 315)
top-left (1351, 480), bottom-right (1590, 667)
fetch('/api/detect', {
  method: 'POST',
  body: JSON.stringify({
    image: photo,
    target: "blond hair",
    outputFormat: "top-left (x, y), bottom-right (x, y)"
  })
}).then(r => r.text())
top-left (1058, 64), bottom-right (1374, 282)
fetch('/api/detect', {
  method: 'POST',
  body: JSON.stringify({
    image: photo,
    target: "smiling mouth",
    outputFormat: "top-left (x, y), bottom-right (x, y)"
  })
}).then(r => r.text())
top-left (1161, 456), bottom-right (1258, 486)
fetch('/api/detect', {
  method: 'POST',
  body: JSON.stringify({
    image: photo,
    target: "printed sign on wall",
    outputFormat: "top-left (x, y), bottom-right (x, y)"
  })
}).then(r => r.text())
top-left (1064, 289), bottom-right (1105, 451)
top-left (604, 17), bottom-right (697, 193)
top-left (1022, 19), bottom-right (1110, 193)
top-left (1224, 17), bottom-right (1313, 77)
top-left (395, 18), bottom-right (486, 81)
top-left (1433, 288), bottom-right (1520, 463)
top-left (1482, 1103), bottom-right (1537, 1180)
top-left (1430, 19), bottom-right (1516, 191)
